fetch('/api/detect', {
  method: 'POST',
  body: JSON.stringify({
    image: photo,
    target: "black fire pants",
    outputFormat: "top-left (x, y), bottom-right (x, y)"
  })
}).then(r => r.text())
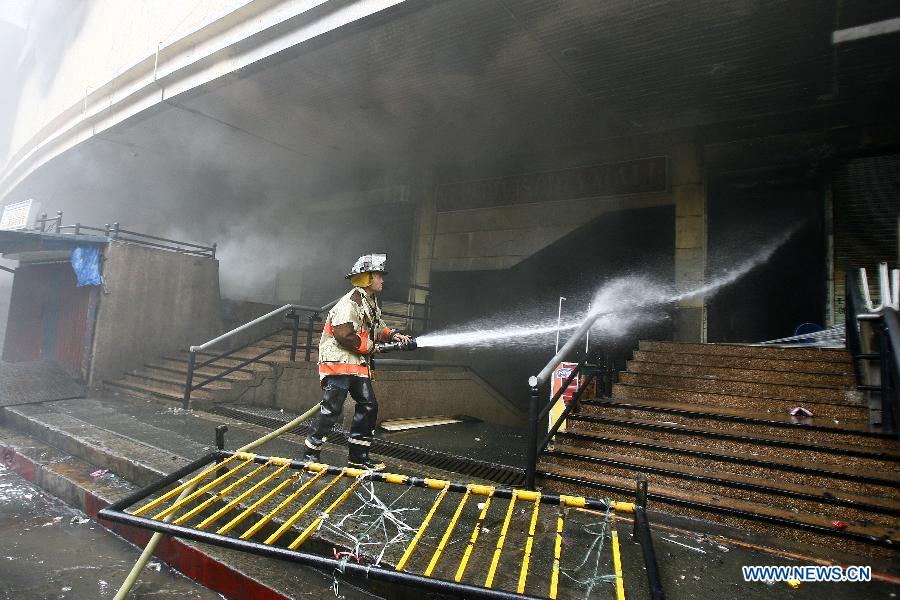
top-left (304, 375), bottom-right (378, 453)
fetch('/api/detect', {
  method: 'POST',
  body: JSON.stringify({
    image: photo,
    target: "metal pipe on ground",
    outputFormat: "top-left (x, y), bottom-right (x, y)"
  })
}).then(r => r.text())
top-left (113, 402), bottom-right (323, 599)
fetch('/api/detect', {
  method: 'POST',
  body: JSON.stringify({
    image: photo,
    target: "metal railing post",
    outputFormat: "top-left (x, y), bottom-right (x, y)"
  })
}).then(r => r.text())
top-left (881, 321), bottom-right (896, 435)
top-left (634, 474), bottom-right (648, 537)
top-left (288, 309), bottom-right (300, 362)
top-left (183, 351), bottom-right (196, 410)
top-left (525, 383), bottom-right (540, 490)
top-left (304, 313), bottom-right (317, 362)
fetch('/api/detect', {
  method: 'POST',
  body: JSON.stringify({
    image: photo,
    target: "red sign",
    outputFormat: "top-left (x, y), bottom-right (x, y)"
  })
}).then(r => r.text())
top-left (549, 362), bottom-right (580, 433)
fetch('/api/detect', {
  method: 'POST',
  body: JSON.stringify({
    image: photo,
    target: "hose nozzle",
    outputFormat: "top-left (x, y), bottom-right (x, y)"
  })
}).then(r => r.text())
top-left (376, 338), bottom-right (417, 353)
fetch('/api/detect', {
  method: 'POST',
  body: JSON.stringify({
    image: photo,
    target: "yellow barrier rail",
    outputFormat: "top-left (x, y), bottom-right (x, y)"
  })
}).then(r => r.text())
top-left (113, 452), bottom-right (644, 600)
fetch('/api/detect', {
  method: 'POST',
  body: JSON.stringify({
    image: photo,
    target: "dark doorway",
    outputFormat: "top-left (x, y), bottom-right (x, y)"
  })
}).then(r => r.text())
top-left (706, 167), bottom-right (825, 343)
top-left (430, 204), bottom-right (675, 405)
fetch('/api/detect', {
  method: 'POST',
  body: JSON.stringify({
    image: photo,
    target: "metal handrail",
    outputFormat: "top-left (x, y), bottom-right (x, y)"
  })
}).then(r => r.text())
top-left (529, 310), bottom-right (610, 387)
top-left (190, 301), bottom-right (337, 352)
top-left (846, 264), bottom-right (900, 437)
top-left (56, 220), bottom-right (217, 257)
top-left (881, 308), bottom-right (900, 437)
top-left (524, 310), bottom-right (610, 490)
top-left (182, 298), bottom-right (340, 409)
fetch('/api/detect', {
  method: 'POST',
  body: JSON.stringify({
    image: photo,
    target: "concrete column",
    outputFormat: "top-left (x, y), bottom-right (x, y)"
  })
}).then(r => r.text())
top-left (672, 141), bottom-right (707, 342)
top-left (409, 184), bottom-right (437, 310)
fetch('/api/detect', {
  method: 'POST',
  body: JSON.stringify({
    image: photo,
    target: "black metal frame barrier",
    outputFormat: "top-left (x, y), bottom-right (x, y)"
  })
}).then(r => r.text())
top-left (97, 450), bottom-right (652, 600)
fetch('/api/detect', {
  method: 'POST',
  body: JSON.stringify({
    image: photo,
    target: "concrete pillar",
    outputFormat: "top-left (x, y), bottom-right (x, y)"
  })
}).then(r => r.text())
top-left (672, 141), bottom-right (707, 342)
top-left (409, 184), bottom-right (437, 313)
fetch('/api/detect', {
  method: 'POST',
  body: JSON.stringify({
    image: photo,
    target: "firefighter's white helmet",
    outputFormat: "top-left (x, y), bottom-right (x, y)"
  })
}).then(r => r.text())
top-left (345, 253), bottom-right (387, 279)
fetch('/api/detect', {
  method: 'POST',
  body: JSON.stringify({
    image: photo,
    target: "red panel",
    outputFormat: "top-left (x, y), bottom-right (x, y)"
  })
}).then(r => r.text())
top-left (2, 262), bottom-right (91, 378)
top-left (3, 264), bottom-right (48, 362)
top-left (53, 264), bottom-right (91, 377)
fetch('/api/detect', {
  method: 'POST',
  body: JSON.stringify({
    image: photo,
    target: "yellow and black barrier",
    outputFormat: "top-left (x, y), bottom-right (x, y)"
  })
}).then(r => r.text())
top-left (99, 450), bottom-right (647, 600)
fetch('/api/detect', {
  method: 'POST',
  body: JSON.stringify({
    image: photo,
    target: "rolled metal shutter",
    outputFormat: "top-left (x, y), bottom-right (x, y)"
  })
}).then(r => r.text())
top-left (833, 153), bottom-right (900, 318)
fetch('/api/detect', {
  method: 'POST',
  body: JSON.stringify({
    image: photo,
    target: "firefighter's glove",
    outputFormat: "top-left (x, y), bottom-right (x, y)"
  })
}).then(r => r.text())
top-left (392, 332), bottom-right (413, 348)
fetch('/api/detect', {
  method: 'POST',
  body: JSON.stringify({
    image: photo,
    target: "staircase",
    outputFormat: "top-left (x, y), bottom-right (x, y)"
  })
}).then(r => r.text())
top-left (538, 340), bottom-right (900, 556)
top-left (103, 329), bottom-right (310, 404)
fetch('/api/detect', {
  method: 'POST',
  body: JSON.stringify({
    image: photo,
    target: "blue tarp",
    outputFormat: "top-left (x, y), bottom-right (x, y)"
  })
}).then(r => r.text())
top-left (70, 245), bottom-right (102, 287)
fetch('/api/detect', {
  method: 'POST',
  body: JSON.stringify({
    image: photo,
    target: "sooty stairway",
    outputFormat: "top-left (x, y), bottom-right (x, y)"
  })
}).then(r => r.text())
top-left (538, 340), bottom-right (900, 556)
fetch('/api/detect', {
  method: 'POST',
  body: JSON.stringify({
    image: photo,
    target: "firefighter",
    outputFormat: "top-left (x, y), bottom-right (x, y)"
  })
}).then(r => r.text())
top-left (303, 253), bottom-right (412, 469)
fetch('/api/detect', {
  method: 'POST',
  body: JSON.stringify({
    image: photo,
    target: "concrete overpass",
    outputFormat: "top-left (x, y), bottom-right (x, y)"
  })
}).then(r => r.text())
top-left (2, 0), bottom-right (899, 348)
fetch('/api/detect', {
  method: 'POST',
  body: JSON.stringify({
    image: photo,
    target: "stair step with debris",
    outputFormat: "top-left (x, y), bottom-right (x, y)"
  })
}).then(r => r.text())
top-left (554, 428), bottom-right (900, 496)
top-left (618, 371), bottom-right (860, 404)
top-left (611, 383), bottom-right (868, 419)
top-left (2, 402), bottom-right (197, 486)
top-left (632, 350), bottom-right (854, 375)
top-left (578, 398), bottom-right (890, 449)
top-left (638, 341), bottom-right (852, 363)
top-left (536, 462), bottom-right (900, 555)
top-left (567, 413), bottom-right (900, 464)
top-left (542, 443), bottom-right (900, 525)
top-left (146, 360), bottom-right (256, 381)
top-left (626, 360), bottom-right (855, 387)
top-left (190, 347), bottom-right (292, 364)
top-left (166, 352), bottom-right (273, 372)
top-left (104, 378), bottom-right (215, 403)
top-left (125, 370), bottom-right (234, 391)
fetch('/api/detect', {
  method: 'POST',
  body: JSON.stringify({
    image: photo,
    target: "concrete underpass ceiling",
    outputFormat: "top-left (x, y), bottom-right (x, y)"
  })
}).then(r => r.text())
top-left (12, 0), bottom-right (900, 230)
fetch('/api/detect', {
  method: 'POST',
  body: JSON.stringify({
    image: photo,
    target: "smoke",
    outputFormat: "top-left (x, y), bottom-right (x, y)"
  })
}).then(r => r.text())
top-left (416, 227), bottom-right (798, 350)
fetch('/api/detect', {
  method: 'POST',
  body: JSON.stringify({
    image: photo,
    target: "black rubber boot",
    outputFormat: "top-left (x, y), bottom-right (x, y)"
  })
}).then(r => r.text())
top-left (347, 443), bottom-right (384, 471)
top-left (303, 440), bottom-right (322, 463)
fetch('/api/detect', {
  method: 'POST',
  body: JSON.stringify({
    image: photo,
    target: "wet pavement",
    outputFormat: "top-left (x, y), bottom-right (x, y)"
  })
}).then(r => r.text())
top-left (0, 464), bottom-right (222, 600)
top-left (0, 360), bottom-right (84, 407)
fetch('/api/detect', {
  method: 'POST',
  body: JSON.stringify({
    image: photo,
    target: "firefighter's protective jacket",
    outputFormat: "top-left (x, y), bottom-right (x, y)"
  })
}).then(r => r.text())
top-left (318, 287), bottom-right (395, 379)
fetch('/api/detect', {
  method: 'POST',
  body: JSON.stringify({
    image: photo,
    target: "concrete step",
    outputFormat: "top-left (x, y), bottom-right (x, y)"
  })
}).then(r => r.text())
top-left (567, 413), bottom-right (900, 468)
top-left (611, 383), bottom-right (869, 420)
top-left (218, 346), bottom-right (294, 363)
top-left (543, 443), bottom-right (900, 526)
top-left (168, 352), bottom-right (273, 372)
top-left (553, 428), bottom-right (900, 499)
top-left (103, 379), bottom-right (215, 403)
top-left (578, 399), bottom-right (889, 448)
top-left (127, 370), bottom-right (235, 391)
top-left (536, 461), bottom-right (900, 557)
top-left (638, 341), bottom-right (852, 363)
top-left (618, 371), bottom-right (860, 404)
top-left (146, 360), bottom-right (256, 382)
top-left (626, 359), bottom-right (855, 387)
top-left (632, 350), bottom-right (853, 375)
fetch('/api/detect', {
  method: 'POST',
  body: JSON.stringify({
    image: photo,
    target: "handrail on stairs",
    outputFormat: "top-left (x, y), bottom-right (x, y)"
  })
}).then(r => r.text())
top-left (525, 309), bottom-right (612, 491)
top-left (182, 299), bottom-right (340, 409)
top-left (847, 262), bottom-right (900, 438)
top-left (523, 307), bottom-right (665, 600)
